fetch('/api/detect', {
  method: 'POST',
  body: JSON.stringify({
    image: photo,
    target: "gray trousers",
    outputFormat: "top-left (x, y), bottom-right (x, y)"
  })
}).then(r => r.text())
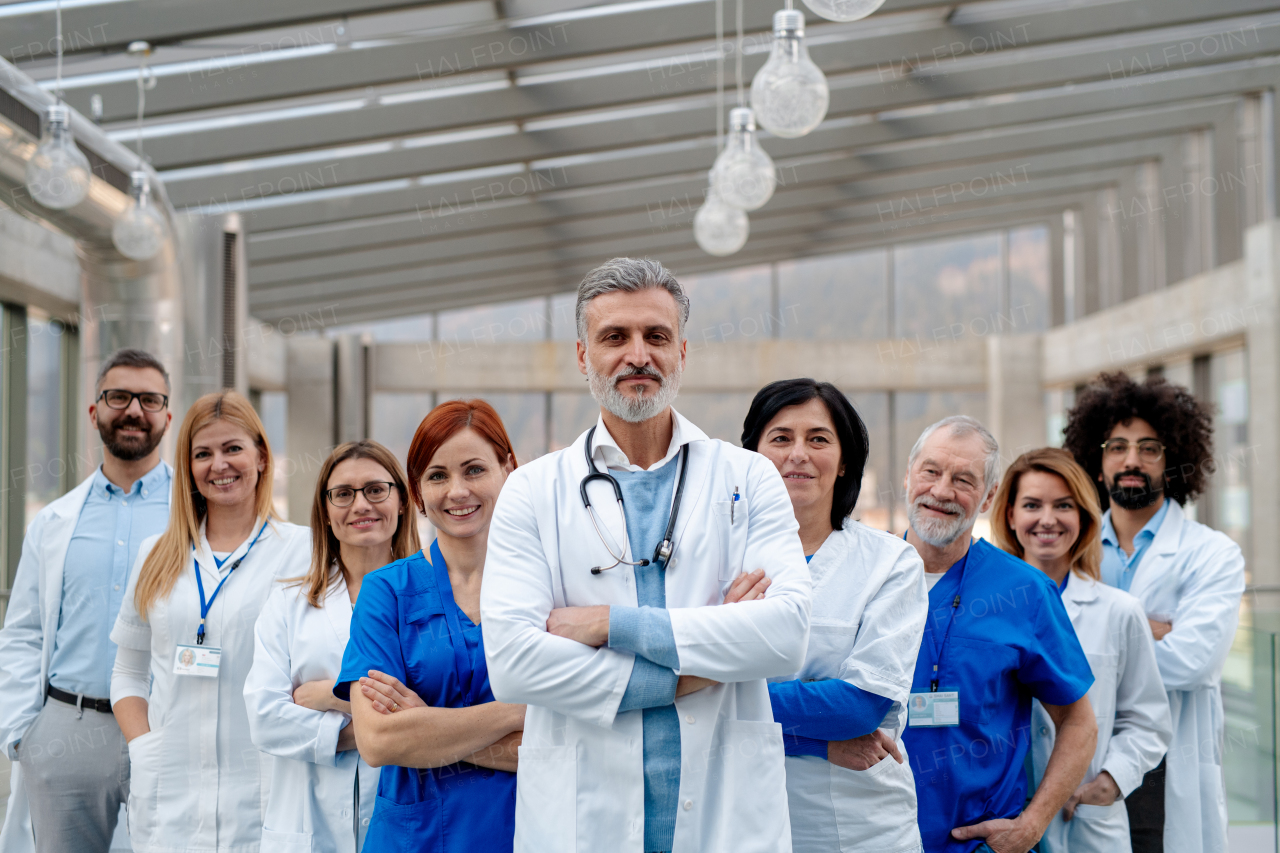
top-left (18, 695), bottom-right (130, 853)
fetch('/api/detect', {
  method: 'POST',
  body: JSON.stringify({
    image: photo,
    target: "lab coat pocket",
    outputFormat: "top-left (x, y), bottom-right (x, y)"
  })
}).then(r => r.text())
top-left (831, 742), bottom-right (921, 852)
top-left (719, 719), bottom-right (789, 852)
top-left (260, 828), bottom-right (313, 852)
top-left (126, 730), bottom-right (162, 846)
top-left (713, 500), bottom-right (750, 582)
top-left (514, 745), bottom-right (576, 853)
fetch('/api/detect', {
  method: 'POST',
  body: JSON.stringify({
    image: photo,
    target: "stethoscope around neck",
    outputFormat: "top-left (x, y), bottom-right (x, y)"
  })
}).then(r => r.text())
top-left (581, 425), bottom-right (690, 575)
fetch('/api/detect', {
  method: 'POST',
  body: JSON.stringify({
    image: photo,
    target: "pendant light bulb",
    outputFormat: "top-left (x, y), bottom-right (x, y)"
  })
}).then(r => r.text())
top-left (112, 171), bottom-right (168, 261)
top-left (751, 10), bottom-right (828, 139)
top-left (694, 184), bottom-right (749, 257)
top-left (711, 107), bottom-right (776, 211)
top-left (25, 104), bottom-right (91, 210)
top-left (800, 0), bottom-right (885, 22)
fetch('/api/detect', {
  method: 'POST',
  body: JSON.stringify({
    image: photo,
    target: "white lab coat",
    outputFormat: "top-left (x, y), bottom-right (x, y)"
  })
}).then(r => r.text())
top-left (111, 519), bottom-right (311, 853)
top-left (244, 574), bottom-right (379, 853)
top-left (1030, 573), bottom-right (1172, 853)
top-left (481, 412), bottom-right (812, 853)
top-left (769, 522), bottom-right (927, 853)
top-left (1106, 501), bottom-right (1244, 853)
top-left (0, 467), bottom-right (171, 853)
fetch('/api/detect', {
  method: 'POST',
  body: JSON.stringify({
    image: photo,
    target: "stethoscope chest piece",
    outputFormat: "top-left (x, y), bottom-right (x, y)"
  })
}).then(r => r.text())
top-left (581, 425), bottom-right (689, 575)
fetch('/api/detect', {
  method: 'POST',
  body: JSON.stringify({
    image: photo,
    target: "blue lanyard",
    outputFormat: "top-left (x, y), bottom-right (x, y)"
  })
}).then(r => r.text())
top-left (193, 520), bottom-right (268, 645)
top-left (928, 544), bottom-right (971, 693)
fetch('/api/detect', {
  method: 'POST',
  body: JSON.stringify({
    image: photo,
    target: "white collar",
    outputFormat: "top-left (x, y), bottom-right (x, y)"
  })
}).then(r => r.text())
top-left (590, 408), bottom-right (708, 472)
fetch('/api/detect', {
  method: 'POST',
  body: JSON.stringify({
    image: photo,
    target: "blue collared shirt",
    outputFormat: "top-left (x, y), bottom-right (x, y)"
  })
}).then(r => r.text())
top-left (1099, 499), bottom-right (1170, 592)
top-left (49, 463), bottom-right (171, 698)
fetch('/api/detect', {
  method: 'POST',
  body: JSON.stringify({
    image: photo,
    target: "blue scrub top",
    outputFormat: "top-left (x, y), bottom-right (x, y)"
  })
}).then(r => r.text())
top-left (902, 538), bottom-right (1093, 853)
top-left (336, 543), bottom-right (516, 853)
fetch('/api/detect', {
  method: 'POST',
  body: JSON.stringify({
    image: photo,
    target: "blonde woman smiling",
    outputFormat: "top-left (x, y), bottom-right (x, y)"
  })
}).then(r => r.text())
top-left (110, 392), bottom-right (311, 853)
top-left (991, 448), bottom-right (1171, 853)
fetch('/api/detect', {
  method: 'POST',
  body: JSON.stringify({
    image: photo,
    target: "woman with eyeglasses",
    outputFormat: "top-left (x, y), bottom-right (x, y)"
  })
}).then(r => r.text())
top-left (244, 441), bottom-right (421, 852)
top-left (990, 448), bottom-right (1171, 853)
top-left (109, 392), bottom-right (312, 853)
top-left (331, 400), bottom-right (524, 853)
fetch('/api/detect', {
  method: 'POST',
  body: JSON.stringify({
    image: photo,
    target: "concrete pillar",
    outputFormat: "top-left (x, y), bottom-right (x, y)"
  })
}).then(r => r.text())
top-left (286, 337), bottom-right (335, 525)
top-left (986, 333), bottom-right (1044, 478)
top-left (1244, 220), bottom-right (1280, 616)
top-left (335, 334), bottom-right (367, 443)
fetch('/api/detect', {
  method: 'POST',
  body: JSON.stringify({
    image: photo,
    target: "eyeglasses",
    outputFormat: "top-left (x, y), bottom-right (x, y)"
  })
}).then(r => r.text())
top-left (326, 482), bottom-right (395, 507)
top-left (1101, 438), bottom-right (1165, 461)
top-left (98, 389), bottom-right (169, 413)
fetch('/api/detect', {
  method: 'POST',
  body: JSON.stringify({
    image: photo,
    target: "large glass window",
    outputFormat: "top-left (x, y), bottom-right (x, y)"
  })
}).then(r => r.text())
top-left (1009, 226), bottom-right (1051, 333)
top-left (894, 233), bottom-right (1002, 342)
top-left (371, 392), bottom-right (436, 463)
top-left (681, 266), bottom-right (773, 349)
top-left (849, 392), bottom-right (891, 530)
top-left (777, 249), bottom-right (889, 340)
top-left (1211, 349), bottom-right (1250, 565)
top-left (255, 391), bottom-right (289, 520)
top-left (438, 297), bottom-right (551, 347)
top-left (25, 310), bottom-right (64, 527)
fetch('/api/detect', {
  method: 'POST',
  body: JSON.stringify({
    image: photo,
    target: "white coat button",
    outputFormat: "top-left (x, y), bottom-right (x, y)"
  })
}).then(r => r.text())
top-left (684, 714), bottom-right (695, 724)
top-left (683, 799), bottom-right (693, 811)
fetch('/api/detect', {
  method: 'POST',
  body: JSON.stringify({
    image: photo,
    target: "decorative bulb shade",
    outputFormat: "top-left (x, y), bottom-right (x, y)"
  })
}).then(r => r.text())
top-left (711, 107), bottom-right (776, 211)
top-left (694, 187), bottom-right (749, 256)
top-left (751, 10), bottom-right (828, 138)
top-left (112, 171), bottom-right (169, 261)
top-left (801, 0), bottom-right (885, 22)
top-left (25, 104), bottom-right (91, 210)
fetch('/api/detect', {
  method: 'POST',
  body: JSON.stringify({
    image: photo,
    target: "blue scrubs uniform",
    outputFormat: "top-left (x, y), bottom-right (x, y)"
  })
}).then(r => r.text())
top-left (903, 539), bottom-right (1093, 853)
top-left (336, 542), bottom-right (516, 852)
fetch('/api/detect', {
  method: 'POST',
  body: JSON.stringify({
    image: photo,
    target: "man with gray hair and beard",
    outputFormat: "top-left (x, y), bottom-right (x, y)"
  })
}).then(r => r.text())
top-left (481, 257), bottom-right (812, 853)
top-left (899, 416), bottom-right (1097, 853)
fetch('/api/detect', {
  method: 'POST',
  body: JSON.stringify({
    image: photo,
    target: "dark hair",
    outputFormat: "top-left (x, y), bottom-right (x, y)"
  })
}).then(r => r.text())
top-left (1061, 371), bottom-right (1215, 508)
top-left (741, 378), bottom-right (870, 530)
top-left (96, 348), bottom-right (170, 393)
top-left (406, 399), bottom-right (518, 514)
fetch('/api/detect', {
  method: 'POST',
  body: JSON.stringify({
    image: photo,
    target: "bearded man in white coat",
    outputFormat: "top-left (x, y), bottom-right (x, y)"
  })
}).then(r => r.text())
top-left (1064, 372), bottom-right (1245, 853)
top-left (0, 349), bottom-right (175, 853)
top-left (481, 257), bottom-right (811, 853)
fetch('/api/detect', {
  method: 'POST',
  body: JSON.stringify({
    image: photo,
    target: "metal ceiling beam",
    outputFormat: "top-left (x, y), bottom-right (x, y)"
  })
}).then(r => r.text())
top-left (247, 124), bottom-right (1193, 287)
top-left (80, 2), bottom-right (1278, 164)
top-left (234, 94), bottom-right (1236, 249)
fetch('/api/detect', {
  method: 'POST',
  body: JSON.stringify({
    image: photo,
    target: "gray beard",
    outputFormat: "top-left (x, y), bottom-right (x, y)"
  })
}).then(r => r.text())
top-left (586, 361), bottom-right (682, 424)
top-left (907, 495), bottom-right (976, 548)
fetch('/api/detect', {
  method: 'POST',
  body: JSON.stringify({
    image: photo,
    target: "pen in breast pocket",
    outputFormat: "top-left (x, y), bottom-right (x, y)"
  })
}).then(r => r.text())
top-left (731, 486), bottom-right (740, 523)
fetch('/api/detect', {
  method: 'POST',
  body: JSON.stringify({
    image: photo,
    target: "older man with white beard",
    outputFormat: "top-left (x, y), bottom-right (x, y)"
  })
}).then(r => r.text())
top-left (481, 257), bottom-right (811, 853)
top-left (899, 416), bottom-right (1097, 853)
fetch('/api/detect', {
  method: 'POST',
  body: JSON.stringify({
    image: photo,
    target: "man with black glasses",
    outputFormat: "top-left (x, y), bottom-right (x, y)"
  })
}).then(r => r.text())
top-left (1064, 372), bottom-right (1244, 853)
top-left (0, 349), bottom-right (174, 853)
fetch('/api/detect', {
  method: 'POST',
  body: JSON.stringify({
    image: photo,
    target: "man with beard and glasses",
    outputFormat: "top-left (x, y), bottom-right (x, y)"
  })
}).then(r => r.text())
top-left (1063, 372), bottom-right (1243, 853)
top-left (481, 258), bottom-right (811, 853)
top-left (0, 349), bottom-right (174, 853)
top-left (900, 416), bottom-right (1097, 853)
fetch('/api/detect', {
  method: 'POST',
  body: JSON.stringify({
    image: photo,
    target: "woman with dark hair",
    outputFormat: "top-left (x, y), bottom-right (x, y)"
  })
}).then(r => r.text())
top-left (245, 440), bottom-right (420, 852)
top-left (990, 448), bottom-right (1170, 853)
top-left (742, 378), bottom-right (928, 853)
top-left (332, 400), bottom-right (524, 853)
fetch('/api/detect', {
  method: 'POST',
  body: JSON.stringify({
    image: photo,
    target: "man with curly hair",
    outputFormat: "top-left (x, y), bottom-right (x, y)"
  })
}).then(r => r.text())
top-left (1062, 371), bottom-right (1245, 853)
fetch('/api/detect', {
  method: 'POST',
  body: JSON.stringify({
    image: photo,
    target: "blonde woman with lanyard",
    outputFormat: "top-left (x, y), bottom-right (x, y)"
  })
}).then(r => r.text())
top-left (245, 441), bottom-right (420, 852)
top-left (991, 448), bottom-right (1171, 853)
top-left (110, 391), bottom-right (311, 852)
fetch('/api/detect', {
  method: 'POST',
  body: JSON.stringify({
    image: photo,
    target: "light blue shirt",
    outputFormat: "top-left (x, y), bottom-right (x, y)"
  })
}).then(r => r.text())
top-left (1100, 499), bottom-right (1171, 592)
top-left (605, 459), bottom-right (681, 853)
top-left (49, 462), bottom-right (171, 698)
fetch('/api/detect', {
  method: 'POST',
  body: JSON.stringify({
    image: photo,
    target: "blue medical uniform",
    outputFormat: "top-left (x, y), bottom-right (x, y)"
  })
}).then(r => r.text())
top-left (336, 542), bottom-right (516, 852)
top-left (903, 538), bottom-right (1093, 853)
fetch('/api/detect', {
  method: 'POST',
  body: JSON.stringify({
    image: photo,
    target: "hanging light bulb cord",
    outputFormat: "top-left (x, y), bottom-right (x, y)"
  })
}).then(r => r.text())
top-left (135, 57), bottom-right (147, 163)
top-left (54, 0), bottom-right (63, 103)
top-left (735, 0), bottom-right (745, 107)
top-left (715, 0), bottom-right (724, 149)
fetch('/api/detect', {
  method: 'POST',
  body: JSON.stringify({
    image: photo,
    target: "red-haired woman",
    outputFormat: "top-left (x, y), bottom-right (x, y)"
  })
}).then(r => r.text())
top-left (333, 400), bottom-right (524, 853)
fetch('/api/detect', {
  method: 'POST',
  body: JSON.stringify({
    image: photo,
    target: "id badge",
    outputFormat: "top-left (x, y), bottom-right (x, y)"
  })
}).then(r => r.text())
top-left (908, 691), bottom-right (959, 727)
top-left (173, 644), bottom-right (221, 677)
